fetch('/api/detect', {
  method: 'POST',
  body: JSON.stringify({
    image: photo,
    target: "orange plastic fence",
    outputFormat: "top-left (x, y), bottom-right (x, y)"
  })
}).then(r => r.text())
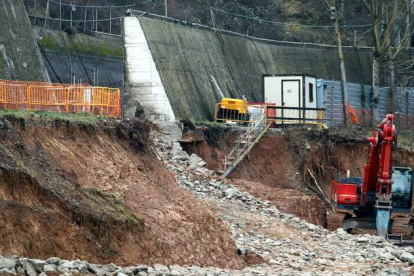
top-left (0, 80), bottom-right (121, 117)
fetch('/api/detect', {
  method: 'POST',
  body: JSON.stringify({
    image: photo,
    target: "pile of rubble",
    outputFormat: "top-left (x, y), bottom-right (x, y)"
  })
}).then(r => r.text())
top-left (152, 127), bottom-right (414, 276)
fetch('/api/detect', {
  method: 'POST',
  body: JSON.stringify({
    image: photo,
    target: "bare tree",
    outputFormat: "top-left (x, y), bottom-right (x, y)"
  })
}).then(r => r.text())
top-left (324, 0), bottom-right (349, 123)
top-left (360, 0), bottom-right (413, 121)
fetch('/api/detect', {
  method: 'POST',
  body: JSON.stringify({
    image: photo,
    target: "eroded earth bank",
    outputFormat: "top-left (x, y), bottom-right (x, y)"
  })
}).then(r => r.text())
top-left (0, 117), bottom-right (413, 275)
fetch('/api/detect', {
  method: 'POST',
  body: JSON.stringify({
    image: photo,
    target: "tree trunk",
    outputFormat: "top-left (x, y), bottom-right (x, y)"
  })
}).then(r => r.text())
top-left (408, 0), bottom-right (414, 49)
top-left (372, 57), bottom-right (380, 122)
top-left (334, 15), bottom-right (349, 124)
top-left (389, 57), bottom-right (397, 113)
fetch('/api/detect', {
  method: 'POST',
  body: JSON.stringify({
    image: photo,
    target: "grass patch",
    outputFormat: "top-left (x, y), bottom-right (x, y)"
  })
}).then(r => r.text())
top-left (38, 36), bottom-right (63, 53)
top-left (0, 109), bottom-right (106, 124)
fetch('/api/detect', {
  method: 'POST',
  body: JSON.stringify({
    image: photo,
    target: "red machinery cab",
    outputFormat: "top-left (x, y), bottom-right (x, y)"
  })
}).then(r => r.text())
top-left (331, 177), bottom-right (362, 208)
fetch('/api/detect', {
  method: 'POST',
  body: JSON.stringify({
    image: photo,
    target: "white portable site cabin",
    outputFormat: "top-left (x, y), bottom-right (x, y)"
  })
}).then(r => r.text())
top-left (263, 74), bottom-right (317, 122)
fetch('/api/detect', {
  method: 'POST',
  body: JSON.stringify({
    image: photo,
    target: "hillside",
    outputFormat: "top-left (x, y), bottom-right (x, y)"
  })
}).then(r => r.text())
top-left (24, 0), bottom-right (372, 45)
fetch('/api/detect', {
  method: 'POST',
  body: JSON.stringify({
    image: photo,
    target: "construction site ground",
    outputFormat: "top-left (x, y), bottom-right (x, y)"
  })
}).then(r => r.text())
top-left (0, 112), bottom-right (413, 275)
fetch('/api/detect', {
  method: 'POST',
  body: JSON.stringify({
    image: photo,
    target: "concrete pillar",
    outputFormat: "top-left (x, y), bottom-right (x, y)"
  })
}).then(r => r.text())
top-left (123, 16), bottom-right (175, 121)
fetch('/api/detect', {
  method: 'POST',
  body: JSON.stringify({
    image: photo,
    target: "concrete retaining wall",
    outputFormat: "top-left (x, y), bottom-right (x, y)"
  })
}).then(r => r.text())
top-left (34, 27), bottom-right (124, 89)
top-left (0, 0), bottom-right (48, 81)
top-left (125, 16), bottom-right (373, 121)
top-left (123, 17), bottom-right (175, 120)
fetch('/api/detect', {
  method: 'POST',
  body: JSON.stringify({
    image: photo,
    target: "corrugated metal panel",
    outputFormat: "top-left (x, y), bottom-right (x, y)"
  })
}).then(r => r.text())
top-left (323, 80), bottom-right (344, 127)
top-left (378, 87), bottom-right (391, 119)
top-left (347, 82), bottom-right (364, 109)
top-left (313, 79), bottom-right (414, 127)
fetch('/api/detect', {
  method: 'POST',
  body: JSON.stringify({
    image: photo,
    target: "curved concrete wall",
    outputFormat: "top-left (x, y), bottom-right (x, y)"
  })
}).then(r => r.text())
top-left (125, 16), bottom-right (373, 121)
top-left (0, 0), bottom-right (48, 81)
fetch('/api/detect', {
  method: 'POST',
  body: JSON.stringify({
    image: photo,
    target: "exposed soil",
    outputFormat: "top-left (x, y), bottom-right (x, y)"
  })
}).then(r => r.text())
top-left (0, 116), bottom-right (246, 269)
top-left (181, 127), bottom-right (329, 226)
top-left (182, 125), bottom-right (414, 229)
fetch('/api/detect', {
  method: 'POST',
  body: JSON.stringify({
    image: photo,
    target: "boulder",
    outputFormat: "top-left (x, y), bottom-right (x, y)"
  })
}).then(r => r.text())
top-left (43, 264), bottom-right (57, 272)
top-left (27, 259), bottom-right (46, 272)
top-left (398, 252), bottom-right (414, 263)
top-left (224, 188), bottom-right (237, 199)
top-left (0, 257), bottom-right (16, 270)
top-left (153, 264), bottom-right (169, 273)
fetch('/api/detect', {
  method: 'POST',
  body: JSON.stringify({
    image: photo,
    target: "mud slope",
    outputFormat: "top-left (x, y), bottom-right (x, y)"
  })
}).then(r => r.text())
top-left (0, 116), bottom-right (245, 269)
top-left (181, 127), bottom-right (328, 226)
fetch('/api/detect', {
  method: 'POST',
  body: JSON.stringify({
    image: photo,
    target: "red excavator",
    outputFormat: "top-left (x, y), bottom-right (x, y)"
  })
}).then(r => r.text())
top-left (329, 114), bottom-right (414, 245)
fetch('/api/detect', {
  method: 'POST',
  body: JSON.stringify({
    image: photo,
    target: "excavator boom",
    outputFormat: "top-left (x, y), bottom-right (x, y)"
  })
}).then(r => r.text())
top-left (329, 114), bottom-right (413, 239)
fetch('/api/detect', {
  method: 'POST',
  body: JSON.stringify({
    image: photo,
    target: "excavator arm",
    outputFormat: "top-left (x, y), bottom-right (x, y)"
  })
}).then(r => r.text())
top-left (361, 114), bottom-right (396, 237)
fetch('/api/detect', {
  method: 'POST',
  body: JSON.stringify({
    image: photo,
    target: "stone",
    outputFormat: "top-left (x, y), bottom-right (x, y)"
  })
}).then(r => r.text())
top-left (398, 252), bottom-right (414, 263)
top-left (58, 261), bottom-right (76, 271)
top-left (105, 263), bottom-right (118, 272)
top-left (39, 273), bottom-right (47, 276)
top-left (27, 259), bottom-right (46, 272)
top-left (0, 267), bottom-right (16, 274)
top-left (23, 262), bottom-right (37, 276)
top-left (335, 228), bottom-right (348, 235)
top-left (120, 266), bottom-right (135, 276)
top-left (46, 257), bottom-right (61, 265)
top-left (134, 265), bottom-right (151, 273)
top-left (0, 258), bottom-right (16, 270)
top-left (117, 272), bottom-right (128, 276)
top-left (43, 264), bottom-right (57, 272)
top-left (153, 264), bottom-right (169, 273)
top-left (169, 264), bottom-right (187, 275)
top-left (224, 188), bottom-right (237, 199)
top-left (88, 263), bottom-right (109, 275)
top-left (357, 237), bottom-right (369, 243)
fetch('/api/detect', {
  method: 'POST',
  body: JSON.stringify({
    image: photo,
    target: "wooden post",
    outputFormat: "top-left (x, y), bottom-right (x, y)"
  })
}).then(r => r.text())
top-left (83, 5), bottom-right (87, 33)
top-left (59, 0), bottom-right (62, 29)
top-left (95, 9), bottom-right (98, 32)
top-left (70, 1), bottom-right (73, 27)
top-left (45, 0), bottom-right (50, 28)
top-left (165, 0), bottom-right (168, 17)
top-left (34, 0), bottom-right (37, 24)
top-left (120, 18), bottom-right (123, 36)
top-left (354, 30), bottom-right (357, 47)
top-left (109, 7), bottom-right (112, 34)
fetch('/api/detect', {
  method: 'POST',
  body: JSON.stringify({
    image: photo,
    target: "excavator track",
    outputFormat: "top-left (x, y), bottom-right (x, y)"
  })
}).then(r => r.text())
top-left (391, 215), bottom-right (414, 239)
top-left (327, 212), bottom-right (348, 231)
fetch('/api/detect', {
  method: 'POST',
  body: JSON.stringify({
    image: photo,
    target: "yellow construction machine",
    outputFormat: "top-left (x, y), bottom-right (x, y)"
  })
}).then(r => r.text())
top-left (215, 98), bottom-right (250, 123)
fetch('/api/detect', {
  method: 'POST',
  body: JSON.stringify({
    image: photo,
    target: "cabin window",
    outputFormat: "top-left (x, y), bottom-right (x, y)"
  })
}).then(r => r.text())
top-left (309, 83), bottom-right (314, 103)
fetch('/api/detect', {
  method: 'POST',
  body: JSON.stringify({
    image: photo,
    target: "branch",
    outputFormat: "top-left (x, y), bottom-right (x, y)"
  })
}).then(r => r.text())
top-left (360, 0), bottom-right (373, 16)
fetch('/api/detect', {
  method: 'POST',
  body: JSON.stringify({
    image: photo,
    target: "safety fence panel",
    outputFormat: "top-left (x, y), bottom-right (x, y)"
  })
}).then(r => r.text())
top-left (0, 84), bottom-right (29, 111)
top-left (0, 81), bottom-right (121, 117)
top-left (28, 86), bottom-right (68, 113)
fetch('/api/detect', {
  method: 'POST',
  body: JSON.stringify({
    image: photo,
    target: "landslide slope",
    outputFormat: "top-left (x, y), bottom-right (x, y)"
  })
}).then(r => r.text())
top-left (0, 115), bottom-right (244, 268)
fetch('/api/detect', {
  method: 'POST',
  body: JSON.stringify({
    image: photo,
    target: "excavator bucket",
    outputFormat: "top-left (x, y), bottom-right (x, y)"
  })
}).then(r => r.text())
top-left (376, 208), bottom-right (391, 237)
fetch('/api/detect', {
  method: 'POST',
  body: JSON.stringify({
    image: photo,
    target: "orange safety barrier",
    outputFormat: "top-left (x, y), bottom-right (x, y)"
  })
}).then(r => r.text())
top-left (0, 80), bottom-right (121, 117)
